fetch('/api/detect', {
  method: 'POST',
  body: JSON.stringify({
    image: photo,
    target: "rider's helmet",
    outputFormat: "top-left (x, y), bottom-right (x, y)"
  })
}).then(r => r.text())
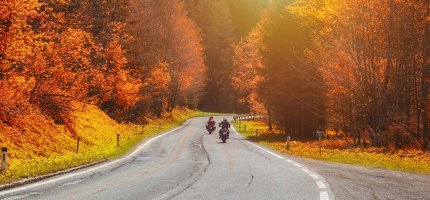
top-left (223, 118), bottom-right (227, 121)
top-left (209, 116), bottom-right (214, 120)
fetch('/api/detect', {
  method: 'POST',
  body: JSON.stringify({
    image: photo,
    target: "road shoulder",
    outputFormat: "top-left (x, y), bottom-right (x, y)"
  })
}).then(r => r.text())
top-left (289, 155), bottom-right (430, 200)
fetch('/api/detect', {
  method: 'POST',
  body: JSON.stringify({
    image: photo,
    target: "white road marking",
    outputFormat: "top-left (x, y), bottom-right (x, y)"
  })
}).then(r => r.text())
top-left (320, 191), bottom-right (329, 200)
top-left (294, 163), bottom-right (303, 168)
top-left (309, 173), bottom-right (320, 180)
top-left (228, 123), bottom-right (333, 200)
top-left (244, 141), bottom-right (284, 159)
top-left (0, 123), bottom-right (188, 197)
top-left (127, 125), bottom-right (186, 158)
top-left (316, 181), bottom-right (326, 189)
top-left (231, 126), bottom-right (284, 159)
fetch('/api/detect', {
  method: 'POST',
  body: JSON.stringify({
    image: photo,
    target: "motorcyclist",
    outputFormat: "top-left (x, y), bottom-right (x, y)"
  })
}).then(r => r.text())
top-left (218, 118), bottom-right (231, 138)
top-left (206, 116), bottom-right (216, 132)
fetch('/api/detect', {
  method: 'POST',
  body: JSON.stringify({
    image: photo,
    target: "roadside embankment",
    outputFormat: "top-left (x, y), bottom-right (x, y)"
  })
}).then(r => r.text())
top-left (0, 104), bottom-right (216, 184)
top-left (233, 120), bottom-right (430, 174)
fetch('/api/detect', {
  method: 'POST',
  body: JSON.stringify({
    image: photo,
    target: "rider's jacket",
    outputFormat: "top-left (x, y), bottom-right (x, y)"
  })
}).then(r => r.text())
top-left (208, 120), bottom-right (215, 126)
top-left (219, 121), bottom-right (230, 129)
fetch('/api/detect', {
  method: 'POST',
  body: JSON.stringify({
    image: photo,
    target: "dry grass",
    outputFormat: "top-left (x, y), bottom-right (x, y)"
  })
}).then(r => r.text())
top-left (233, 120), bottom-right (430, 174)
top-left (0, 104), bottom-right (217, 184)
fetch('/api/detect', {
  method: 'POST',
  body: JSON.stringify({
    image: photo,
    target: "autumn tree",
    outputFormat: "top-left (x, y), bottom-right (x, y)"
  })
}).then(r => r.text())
top-left (1, 0), bottom-right (102, 123)
top-left (289, 0), bottom-right (430, 149)
top-left (127, 0), bottom-right (206, 118)
top-left (232, 18), bottom-right (266, 115)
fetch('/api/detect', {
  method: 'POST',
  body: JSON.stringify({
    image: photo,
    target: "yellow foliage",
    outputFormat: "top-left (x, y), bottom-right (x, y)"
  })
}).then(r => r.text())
top-left (0, 104), bottom-right (215, 184)
top-left (233, 120), bottom-right (430, 174)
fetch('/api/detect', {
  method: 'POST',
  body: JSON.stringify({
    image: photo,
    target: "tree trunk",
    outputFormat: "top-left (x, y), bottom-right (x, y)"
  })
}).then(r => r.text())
top-left (268, 108), bottom-right (273, 131)
top-left (422, 0), bottom-right (430, 150)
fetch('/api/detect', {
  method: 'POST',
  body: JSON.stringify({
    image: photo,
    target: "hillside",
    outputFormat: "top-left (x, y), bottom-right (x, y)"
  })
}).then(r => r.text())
top-left (0, 103), bottom-right (209, 184)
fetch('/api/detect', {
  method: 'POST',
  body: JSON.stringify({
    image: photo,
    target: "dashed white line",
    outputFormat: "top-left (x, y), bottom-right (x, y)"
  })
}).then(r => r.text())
top-left (316, 181), bottom-right (326, 189)
top-left (320, 191), bottom-right (329, 200)
top-left (227, 123), bottom-right (333, 200)
top-left (309, 173), bottom-right (320, 180)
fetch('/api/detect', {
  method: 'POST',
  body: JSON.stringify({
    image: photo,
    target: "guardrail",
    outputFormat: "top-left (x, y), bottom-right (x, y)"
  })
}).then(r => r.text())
top-left (233, 115), bottom-right (264, 121)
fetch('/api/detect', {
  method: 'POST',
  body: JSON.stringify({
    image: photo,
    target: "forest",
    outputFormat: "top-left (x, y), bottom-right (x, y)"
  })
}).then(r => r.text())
top-left (231, 0), bottom-right (430, 150)
top-left (1, 0), bottom-right (429, 154)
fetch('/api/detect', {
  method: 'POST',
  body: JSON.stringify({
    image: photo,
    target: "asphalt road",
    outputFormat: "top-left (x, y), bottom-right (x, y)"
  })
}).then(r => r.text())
top-left (0, 117), bottom-right (332, 200)
top-left (295, 156), bottom-right (430, 200)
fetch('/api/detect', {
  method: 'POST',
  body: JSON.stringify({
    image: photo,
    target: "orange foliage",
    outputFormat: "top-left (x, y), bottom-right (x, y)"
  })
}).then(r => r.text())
top-left (0, 0), bottom-right (208, 172)
top-left (232, 21), bottom-right (266, 114)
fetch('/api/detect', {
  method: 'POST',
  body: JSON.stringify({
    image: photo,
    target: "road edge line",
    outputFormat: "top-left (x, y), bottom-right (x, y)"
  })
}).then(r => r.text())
top-left (0, 119), bottom-right (193, 196)
top-left (0, 160), bottom-right (107, 192)
top-left (231, 125), bottom-right (335, 200)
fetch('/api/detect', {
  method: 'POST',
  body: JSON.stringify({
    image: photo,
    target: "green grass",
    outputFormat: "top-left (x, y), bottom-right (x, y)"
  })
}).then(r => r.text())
top-left (0, 108), bottom-right (221, 184)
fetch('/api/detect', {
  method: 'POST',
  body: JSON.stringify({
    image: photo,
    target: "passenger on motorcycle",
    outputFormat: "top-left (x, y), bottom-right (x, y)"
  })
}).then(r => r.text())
top-left (218, 118), bottom-right (231, 138)
top-left (206, 116), bottom-right (216, 132)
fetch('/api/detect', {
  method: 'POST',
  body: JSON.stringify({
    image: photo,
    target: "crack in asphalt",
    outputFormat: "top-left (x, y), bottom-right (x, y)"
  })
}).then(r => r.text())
top-left (92, 188), bottom-right (108, 195)
top-left (2, 192), bottom-right (40, 200)
top-left (154, 130), bottom-right (212, 200)
top-left (247, 174), bottom-right (255, 188)
top-left (241, 150), bottom-right (255, 189)
top-left (1, 118), bottom-right (339, 200)
top-left (109, 162), bottom-right (128, 172)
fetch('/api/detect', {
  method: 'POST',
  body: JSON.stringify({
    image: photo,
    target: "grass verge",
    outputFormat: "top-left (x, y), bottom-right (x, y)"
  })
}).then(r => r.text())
top-left (233, 120), bottom-right (430, 174)
top-left (0, 105), bottom-right (220, 184)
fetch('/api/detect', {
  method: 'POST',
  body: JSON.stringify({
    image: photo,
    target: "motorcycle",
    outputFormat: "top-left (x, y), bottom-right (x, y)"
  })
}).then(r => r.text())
top-left (206, 124), bottom-right (216, 134)
top-left (220, 127), bottom-right (229, 143)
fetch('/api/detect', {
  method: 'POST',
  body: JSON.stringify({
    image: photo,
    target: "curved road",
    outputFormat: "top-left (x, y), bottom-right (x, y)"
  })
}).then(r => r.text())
top-left (0, 117), bottom-right (333, 200)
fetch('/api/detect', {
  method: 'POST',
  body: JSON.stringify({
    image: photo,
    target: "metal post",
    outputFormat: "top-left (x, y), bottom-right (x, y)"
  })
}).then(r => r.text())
top-left (244, 125), bottom-right (247, 132)
top-left (256, 129), bottom-right (259, 137)
top-left (318, 131), bottom-right (322, 155)
top-left (1, 147), bottom-right (7, 172)
top-left (76, 137), bottom-right (80, 154)
top-left (117, 134), bottom-right (120, 147)
top-left (286, 135), bottom-right (291, 150)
